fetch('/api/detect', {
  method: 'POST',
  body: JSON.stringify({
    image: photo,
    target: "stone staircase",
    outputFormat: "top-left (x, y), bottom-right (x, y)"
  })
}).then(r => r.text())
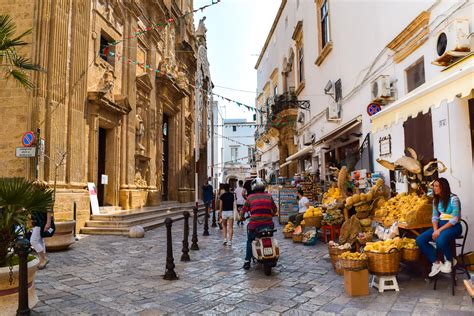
top-left (80, 201), bottom-right (206, 235)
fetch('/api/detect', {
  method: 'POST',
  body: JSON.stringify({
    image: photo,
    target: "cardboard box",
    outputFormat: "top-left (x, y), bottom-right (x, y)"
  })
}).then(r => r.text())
top-left (344, 269), bottom-right (369, 296)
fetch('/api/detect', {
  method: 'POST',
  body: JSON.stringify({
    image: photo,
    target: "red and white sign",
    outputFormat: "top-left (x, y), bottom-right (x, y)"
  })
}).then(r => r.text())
top-left (87, 183), bottom-right (100, 215)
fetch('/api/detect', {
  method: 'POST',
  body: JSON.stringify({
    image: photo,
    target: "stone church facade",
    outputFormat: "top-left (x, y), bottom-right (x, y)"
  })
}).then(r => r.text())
top-left (0, 0), bottom-right (210, 230)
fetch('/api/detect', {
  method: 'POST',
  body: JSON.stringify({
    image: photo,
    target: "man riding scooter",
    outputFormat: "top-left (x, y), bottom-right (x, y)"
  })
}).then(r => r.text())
top-left (240, 178), bottom-right (278, 270)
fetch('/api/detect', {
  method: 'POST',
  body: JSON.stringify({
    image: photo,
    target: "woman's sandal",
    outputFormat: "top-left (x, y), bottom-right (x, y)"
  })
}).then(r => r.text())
top-left (38, 260), bottom-right (49, 270)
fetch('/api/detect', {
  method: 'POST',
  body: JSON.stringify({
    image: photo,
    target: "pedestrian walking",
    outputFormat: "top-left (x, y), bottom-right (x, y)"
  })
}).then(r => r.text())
top-left (234, 180), bottom-right (247, 226)
top-left (202, 177), bottom-right (214, 214)
top-left (219, 183), bottom-right (235, 246)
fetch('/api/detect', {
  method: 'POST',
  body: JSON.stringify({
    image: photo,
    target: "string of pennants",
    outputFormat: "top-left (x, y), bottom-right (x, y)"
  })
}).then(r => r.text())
top-left (104, 0), bottom-right (222, 50)
top-left (214, 132), bottom-right (254, 148)
top-left (208, 155), bottom-right (252, 168)
top-left (107, 51), bottom-right (297, 129)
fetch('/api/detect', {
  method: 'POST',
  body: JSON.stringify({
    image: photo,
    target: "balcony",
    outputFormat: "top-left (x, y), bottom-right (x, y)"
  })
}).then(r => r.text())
top-left (267, 91), bottom-right (310, 121)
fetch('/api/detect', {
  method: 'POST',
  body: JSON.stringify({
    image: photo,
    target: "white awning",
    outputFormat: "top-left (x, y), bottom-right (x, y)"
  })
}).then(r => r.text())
top-left (314, 115), bottom-right (363, 146)
top-left (285, 145), bottom-right (314, 162)
top-left (280, 159), bottom-right (297, 168)
top-left (371, 55), bottom-right (473, 132)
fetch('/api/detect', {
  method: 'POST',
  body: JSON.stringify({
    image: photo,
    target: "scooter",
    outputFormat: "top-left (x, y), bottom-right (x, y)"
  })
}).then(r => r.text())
top-left (251, 227), bottom-right (280, 276)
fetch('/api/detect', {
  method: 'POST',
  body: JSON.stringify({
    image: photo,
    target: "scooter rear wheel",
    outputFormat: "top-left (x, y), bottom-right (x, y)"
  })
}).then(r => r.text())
top-left (263, 264), bottom-right (272, 276)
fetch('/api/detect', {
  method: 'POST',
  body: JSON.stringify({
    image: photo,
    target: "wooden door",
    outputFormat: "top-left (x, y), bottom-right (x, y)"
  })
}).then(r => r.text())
top-left (403, 111), bottom-right (434, 165)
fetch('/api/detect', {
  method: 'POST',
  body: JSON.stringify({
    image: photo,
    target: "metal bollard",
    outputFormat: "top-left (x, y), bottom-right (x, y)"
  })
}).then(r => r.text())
top-left (163, 218), bottom-right (178, 280)
top-left (190, 207), bottom-right (199, 250)
top-left (211, 207), bottom-right (217, 227)
top-left (15, 239), bottom-right (31, 315)
top-left (181, 211), bottom-right (190, 261)
top-left (203, 206), bottom-right (209, 236)
top-left (73, 201), bottom-right (77, 240)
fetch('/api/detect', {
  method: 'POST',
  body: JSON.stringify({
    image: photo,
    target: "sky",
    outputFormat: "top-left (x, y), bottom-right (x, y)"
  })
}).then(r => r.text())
top-left (194, 0), bottom-right (281, 123)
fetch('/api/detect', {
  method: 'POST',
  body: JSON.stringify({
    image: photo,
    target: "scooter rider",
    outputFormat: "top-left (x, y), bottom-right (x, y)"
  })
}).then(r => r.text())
top-left (240, 178), bottom-right (277, 270)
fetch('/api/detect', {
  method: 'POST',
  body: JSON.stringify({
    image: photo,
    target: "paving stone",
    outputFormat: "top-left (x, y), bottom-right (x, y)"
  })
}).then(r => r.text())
top-left (30, 220), bottom-right (473, 315)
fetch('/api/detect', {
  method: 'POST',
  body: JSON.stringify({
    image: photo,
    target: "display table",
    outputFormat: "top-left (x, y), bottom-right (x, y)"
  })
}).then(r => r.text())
top-left (398, 222), bottom-right (432, 237)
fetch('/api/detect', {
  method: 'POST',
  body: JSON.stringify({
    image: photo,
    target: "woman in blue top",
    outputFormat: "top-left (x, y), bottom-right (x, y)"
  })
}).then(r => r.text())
top-left (416, 178), bottom-right (462, 277)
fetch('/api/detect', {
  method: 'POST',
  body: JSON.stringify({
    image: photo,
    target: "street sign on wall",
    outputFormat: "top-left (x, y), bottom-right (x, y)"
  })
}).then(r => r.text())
top-left (15, 147), bottom-right (36, 158)
top-left (22, 131), bottom-right (36, 147)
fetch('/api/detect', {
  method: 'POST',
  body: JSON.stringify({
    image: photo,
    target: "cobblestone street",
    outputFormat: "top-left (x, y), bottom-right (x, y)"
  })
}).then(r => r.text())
top-left (32, 219), bottom-right (473, 315)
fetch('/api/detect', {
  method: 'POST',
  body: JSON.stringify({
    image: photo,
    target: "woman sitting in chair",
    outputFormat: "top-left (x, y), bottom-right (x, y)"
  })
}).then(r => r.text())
top-left (416, 178), bottom-right (462, 277)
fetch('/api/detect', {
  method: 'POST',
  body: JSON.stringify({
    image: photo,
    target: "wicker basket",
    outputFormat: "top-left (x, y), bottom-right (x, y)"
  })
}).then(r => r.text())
top-left (283, 231), bottom-right (293, 239)
top-left (401, 248), bottom-right (420, 262)
top-left (366, 249), bottom-right (401, 275)
top-left (339, 258), bottom-right (368, 271)
top-left (304, 215), bottom-right (323, 228)
top-left (292, 234), bottom-right (303, 243)
top-left (328, 246), bottom-right (350, 271)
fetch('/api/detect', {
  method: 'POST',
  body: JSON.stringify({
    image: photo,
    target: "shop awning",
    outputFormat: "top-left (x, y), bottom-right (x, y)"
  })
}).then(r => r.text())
top-left (314, 115), bottom-right (363, 146)
top-left (371, 56), bottom-right (473, 132)
top-left (285, 145), bottom-right (314, 162)
top-left (280, 159), bottom-right (297, 168)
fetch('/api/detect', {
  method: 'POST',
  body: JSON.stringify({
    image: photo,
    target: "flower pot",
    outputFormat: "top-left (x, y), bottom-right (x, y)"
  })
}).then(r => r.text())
top-left (45, 220), bottom-right (76, 252)
top-left (0, 258), bottom-right (39, 315)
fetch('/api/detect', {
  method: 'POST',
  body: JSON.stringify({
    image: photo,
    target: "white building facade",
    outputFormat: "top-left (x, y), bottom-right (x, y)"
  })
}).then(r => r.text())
top-left (222, 119), bottom-right (256, 187)
top-left (255, 0), bottom-right (473, 239)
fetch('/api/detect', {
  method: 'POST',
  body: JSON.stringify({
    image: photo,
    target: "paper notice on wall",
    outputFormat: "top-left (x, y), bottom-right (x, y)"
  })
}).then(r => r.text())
top-left (87, 182), bottom-right (100, 215)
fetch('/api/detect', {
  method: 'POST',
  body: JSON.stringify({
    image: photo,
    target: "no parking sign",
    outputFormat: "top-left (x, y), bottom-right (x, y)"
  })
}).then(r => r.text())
top-left (22, 131), bottom-right (36, 147)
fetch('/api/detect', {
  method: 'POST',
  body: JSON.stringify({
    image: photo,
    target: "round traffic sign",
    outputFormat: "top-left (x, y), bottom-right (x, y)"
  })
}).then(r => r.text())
top-left (22, 132), bottom-right (36, 147)
top-left (367, 103), bottom-right (382, 117)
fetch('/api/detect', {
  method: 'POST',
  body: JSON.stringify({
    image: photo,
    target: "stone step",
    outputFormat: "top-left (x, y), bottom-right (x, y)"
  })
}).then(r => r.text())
top-left (81, 203), bottom-right (207, 236)
top-left (80, 210), bottom-right (206, 235)
top-left (90, 202), bottom-right (200, 221)
top-left (85, 208), bottom-right (187, 227)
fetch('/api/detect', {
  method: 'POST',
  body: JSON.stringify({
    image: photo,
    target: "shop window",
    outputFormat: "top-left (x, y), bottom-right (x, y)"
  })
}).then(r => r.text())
top-left (406, 57), bottom-right (425, 93)
top-left (99, 32), bottom-right (115, 67)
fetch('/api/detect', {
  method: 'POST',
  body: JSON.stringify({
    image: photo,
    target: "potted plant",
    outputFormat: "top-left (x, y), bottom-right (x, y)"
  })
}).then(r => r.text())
top-left (0, 177), bottom-right (54, 313)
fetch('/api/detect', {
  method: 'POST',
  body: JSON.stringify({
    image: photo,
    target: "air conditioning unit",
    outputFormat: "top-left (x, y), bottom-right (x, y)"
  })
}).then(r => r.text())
top-left (371, 75), bottom-right (391, 101)
top-left (327, 102), bottom-right (341, 121)
top-left (433, 19), bottom-right (470, 66)
top-left (303, 132), bottom-right (315, 145)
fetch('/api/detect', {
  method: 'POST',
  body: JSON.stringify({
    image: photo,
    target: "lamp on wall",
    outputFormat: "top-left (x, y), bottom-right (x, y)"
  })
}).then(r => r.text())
top-left (324, 80), bottom-right (336, 102)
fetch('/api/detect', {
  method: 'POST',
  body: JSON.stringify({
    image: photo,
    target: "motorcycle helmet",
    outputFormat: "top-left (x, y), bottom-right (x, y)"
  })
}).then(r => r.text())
top-left (251, 177), bottom-right (266, 193)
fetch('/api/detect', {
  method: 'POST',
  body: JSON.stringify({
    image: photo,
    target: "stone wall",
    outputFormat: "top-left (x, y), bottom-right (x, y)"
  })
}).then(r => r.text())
top-left (0, 0), bottom-right (208, 230)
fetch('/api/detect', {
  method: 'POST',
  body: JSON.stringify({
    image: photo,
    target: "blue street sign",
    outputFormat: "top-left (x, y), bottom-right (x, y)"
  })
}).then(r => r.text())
top-left (22, 131), bottom-right (35, 147)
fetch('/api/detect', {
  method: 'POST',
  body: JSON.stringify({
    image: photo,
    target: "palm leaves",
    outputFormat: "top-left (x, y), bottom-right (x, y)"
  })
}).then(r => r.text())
top-left (0, 178), bottom-right (54, 266)
top-left (0, 14), bottom-right (38, 90)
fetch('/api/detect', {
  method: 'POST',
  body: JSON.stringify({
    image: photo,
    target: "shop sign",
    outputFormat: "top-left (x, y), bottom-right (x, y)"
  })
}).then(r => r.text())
top-left (15, 147), bottom-right (36, 158)
top-left (379, 135), bottom-right (392, 156)
top-left (87, 183), bottom-right (100, 215)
